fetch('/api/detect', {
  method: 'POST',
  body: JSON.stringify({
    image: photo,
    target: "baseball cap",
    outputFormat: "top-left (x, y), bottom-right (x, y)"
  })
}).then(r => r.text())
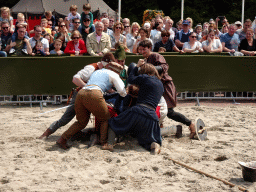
top-left (182, 20), bottom-right (190, 25)
top-left (235, 21), bottom-right (242, 26)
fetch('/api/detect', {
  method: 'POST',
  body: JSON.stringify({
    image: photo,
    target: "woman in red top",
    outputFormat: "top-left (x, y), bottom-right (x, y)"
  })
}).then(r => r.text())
top-left (64, 30), bottom-right (87, 55)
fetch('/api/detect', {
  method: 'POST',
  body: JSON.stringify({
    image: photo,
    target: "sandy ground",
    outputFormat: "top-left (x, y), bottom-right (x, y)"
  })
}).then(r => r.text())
top-left (0, 100), bottom-right (255, 192)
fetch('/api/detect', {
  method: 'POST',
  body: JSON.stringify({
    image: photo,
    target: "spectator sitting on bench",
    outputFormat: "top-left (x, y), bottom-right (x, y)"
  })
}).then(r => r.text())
top-left (174, 20), bottom-right (191, 50)
top-left (239, 28), bottom-right (256, 56)
top-left (50, 39), bottom-right (64, 56)
top-left (9, 22), bottom-right (29, 54)
top-left (72, 18), bottom-right (82, 33)
top-left (182, 32), bottom-right (203, 53)
top-left (236, 19), bottom-right (252, 41)
top-left (0, 21), bottom-right (12, 51)
top-left (5, 25), bottom-right (32, 56)
top-left (31, 40), bottom-right (46, 56)
top-left (29, 25), bottom-right (50, 55)
top-left (220, 24), bottom-right (240, 53)
top-left (202, 29), bottom-right (222, 53)
top-left (49, 33), bottom-right (66, 52)
top-left (153, 30), bottom-right (182, 53)
top-left (0, 37), bottom-right (7, 57)
top-left (29, 18), bottom-right (51, 36)
top-left (86, 21), bottom-right (111, 56)
top-left (64, 30), bottom-right (87, 56)
top-left (41, 11), bottom-right (56, 31)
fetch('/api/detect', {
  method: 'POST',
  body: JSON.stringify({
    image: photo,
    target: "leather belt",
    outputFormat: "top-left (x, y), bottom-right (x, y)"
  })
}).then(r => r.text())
top-left (137, 103), bottom-right (155, 110)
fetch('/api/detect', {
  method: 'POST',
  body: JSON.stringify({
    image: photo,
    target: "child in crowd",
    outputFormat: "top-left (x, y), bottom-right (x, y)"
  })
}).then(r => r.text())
top-left (31, 40), bottom-right (45, 56)
top-left (80, 4), bottom-right (93, 32)
top-left (50, 39), bottom-right (64, 55)
top-left (41, 18), bottom-right (51, 35)
top-left (67, 5), bottom-right (81, 31)
top-left (50, 33), bottom-right (66, 52)
top-left (0, 7), bottom-right (14, 32)
top-left (54, 18), bottom-right (64, 33)
top-left (43, 33), bottom-right (54, 44)
top-left (32, 40), bottom-right (46, 56)
top-left (41, 11), bottom-right (56, 30)
top-left (29, 18), bottom-right (51, 36)
top-left (158, 47), bottom-right (166, 52)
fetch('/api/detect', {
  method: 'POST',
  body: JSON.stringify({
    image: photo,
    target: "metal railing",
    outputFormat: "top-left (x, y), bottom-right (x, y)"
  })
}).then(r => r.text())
top-left (1, 92), bottom-right (255, 109)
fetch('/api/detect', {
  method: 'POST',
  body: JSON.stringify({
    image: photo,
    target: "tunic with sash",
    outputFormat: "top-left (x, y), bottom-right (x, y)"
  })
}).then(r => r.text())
top-left (108, 67), bottom-right (164, 151)
top-left (146, 52), bottom-right (177, 108)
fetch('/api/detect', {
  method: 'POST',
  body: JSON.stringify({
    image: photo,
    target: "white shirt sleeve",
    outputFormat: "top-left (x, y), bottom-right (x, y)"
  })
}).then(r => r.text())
top-left (108, 71), bottom-right (127, 97)
top-left (67, 13), bottom-right (72, 21)
top-left (197, 41), bottom-right (202, 49)
top-left (73, 65), bottom-right (96, 82)
top-left (182, 42), bottom-right (189, 50)
top-left (29, 38), bottom-right (35, 49)
top-left (215, 39), bottom-right (221, 49)
top-left (42, 38), bottom-right (49, 50)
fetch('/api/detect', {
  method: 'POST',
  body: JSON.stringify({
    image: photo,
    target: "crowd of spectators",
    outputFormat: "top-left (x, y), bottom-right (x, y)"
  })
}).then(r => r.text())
top-left (0, 4), bottom-right (256, 57)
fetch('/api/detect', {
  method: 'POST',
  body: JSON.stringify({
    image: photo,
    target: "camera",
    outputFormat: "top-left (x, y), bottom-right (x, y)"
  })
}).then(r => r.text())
top-left (218, 16), bottom-right (225, 22)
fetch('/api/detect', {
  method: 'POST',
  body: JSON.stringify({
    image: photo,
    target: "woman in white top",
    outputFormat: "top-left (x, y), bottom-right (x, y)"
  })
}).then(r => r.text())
top-left (126, 22), bottom-right (140, 52)
top-left (132, 26), bottom-right (153, 54)
top-left (182, 32), bottom-right (203, 53)
top-left (202, 29), bottom-right (222, 53)
top-left (110, 22), bottom-right (127, 51)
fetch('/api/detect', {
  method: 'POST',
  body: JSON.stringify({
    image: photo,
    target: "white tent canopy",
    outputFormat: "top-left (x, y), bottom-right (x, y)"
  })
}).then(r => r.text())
top-left (11, 0), bottom-right (116, 17)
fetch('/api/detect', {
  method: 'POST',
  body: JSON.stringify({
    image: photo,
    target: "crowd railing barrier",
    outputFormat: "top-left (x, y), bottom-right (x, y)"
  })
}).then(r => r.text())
top-left (0, 53), bottom-right (255, 108)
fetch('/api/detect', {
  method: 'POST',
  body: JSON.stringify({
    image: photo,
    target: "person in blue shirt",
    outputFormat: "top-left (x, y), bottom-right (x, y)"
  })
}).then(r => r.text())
top-left (56, 52), bottom-right (127, 150)
top-left (0, 37), bottom-right (7, 57)
top-left (174, 20), bottom-right (191, 50)
top-left (220, 24), bottom-right (240, 53)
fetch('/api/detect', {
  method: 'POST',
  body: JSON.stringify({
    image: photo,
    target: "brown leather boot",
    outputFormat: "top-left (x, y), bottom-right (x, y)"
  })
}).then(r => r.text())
top-left (56, 137), bottom-right (69, 150)
top-left (189, 123), bottom-right (196, 139)
top-left (175, 125), bottom-right (183, 138)
top-left (39, 128), bottom-right (53, 139)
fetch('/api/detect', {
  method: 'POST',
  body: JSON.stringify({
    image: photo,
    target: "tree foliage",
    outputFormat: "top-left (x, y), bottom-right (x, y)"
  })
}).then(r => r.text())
top-left (104, 0), bottom-right (256, 26)
top-left (1, 0), bottom-right (256, 27)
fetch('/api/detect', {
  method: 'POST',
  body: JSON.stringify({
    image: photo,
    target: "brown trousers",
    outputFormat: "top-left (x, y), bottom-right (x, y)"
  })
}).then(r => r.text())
top-left (62, 89), bottom-right (110, 144)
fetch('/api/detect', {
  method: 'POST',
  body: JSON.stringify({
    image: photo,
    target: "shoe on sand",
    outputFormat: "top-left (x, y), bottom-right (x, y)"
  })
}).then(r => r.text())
top-left (150, 142), bottom-right (161, 155)
top-left (56, 137), bottom-right (69, 150)
top-left (101, 143), bottom-right (114, 152)
top-left (88, 134), bottom-right (100, 148)
top-left (39, 128), bottom-right (53, 139)
top-left (175, 125), bottom-right (183, 138)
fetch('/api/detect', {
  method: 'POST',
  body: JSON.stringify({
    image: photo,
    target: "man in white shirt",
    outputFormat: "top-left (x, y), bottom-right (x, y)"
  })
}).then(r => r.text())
top-left (101, 18), bottom-right (113, 36)
top-left (29, 25), bottom-right (49, 55)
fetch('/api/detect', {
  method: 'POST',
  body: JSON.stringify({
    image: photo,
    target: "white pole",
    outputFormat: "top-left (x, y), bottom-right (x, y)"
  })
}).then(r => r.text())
top-left (118, 0), bottom-right (121, 22)
top-left (241, 0), bottom-right (245, 26)
top-left (181, 0), bottom-right (184, 20)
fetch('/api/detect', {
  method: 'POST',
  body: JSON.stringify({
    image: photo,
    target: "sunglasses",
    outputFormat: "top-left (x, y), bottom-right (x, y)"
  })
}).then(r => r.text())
top-left (60, 25), bottom-right (66, 27)
top-left (124, 26), bottom-right (130, 28)
top-left (116, 27), bottom-right (122, 29)
top-left (190, 36), bottom-right (197, 38)
top-left (162, 35), bottom-right (169, 37)
top-left (109, 20), bottom-right (114, 22)
top-left (48, 24), bottom-right (52, 26)
top-left (2, 27), bottom-right (8, 30)
top-left (73, 37), bottom-right (79, 39)
top-left (73, 22), bottom-right (80, 24)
